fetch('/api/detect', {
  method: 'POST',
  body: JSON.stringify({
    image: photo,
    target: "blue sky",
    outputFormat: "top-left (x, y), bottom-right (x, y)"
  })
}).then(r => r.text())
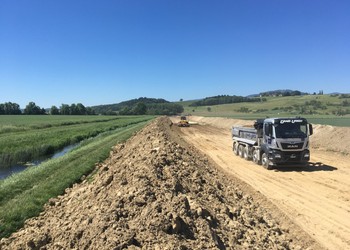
top-left (1, 0), bottom-right (349, 108)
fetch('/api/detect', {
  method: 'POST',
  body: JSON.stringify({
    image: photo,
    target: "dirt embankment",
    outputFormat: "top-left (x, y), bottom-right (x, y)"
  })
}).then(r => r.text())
top-left (0, 117), bottom-right (319, 249)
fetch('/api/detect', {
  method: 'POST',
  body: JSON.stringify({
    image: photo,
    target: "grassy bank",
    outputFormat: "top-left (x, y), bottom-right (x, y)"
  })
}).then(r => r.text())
top-left (0, 119), bottom-right (152, 238)
top-left (0, 116), bottom-right (152, 167)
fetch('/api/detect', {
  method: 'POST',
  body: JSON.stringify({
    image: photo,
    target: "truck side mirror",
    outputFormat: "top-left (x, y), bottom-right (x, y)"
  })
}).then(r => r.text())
top-left (309, 124), bottom-right (313, 135)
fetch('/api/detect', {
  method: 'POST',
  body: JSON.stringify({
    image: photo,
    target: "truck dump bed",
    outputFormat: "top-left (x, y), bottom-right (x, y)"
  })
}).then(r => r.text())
top-left (232, 126), bottom-right (258, 145)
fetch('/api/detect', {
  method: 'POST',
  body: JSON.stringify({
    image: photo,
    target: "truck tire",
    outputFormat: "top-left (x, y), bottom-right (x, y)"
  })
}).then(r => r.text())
top-left (252, 149), bottom-right (261, 165)
top-left (233, 142), bottom-right (239, 155)
top-left (238, 145), bottom-right (244, 158)
top-left (243, 147), bottom-right (250, 160)
top-left (262, 153), bottom-right (273, 170)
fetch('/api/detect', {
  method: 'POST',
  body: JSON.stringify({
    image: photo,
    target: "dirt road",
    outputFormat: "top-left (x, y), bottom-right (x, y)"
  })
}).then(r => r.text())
top-left (175, 117), bottom-right (350, 250)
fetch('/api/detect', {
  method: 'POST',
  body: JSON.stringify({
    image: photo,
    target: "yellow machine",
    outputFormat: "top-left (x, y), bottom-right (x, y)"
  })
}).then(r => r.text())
top-left (178, 116), bottom-right (190, 127)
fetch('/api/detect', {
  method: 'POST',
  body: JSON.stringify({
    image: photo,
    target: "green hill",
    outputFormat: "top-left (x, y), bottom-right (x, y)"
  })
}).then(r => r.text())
top-left (89, 94), bottom-right (350, 126)
top-left (178, 94), bottom-right (350, 127)
top-left (91, 97), bottom-right (183, 115)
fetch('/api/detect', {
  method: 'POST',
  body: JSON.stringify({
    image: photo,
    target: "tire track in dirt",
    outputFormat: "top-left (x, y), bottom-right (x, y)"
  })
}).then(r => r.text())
top-left (174, 118), bottom-right (350, 250)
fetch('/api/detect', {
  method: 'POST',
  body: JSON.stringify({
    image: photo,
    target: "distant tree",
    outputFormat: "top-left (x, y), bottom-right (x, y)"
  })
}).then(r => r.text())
top-left (237, 107), bottom-right (249, 113)
top-left (189, 95), bottom-right (260, 107)
top-left (339, 94), bottom-right (350, 99)
top-left (60, 104), bottom-right (70, 115)
top-left (207, 107), bottom-right (212, 112)
top-left (104, 110), bottom-right (116, 115)
top-left (119, 106), bottom-right (132, 115)
top-left (180, 98), bottom-right (183, 102)
top-left (133, 102), bottom-right (147, 115)
top-left (86, 107), bottom-right (95, 115)
top-left (24, 102), bottom-right (45, 115)
top-left (12, 102), bottom-right (22, 114)
top-left (291, 90), bottom-right (302, 96)
top-left (70, 104), bottom-right (78, 115)
top-left (0, 102), bottom-right (22, 115)
top-left (24, 102), bottom-right (35, 114)
top-left (76, 103), bottom-right (86, 115)
top-left (50, 105), bottom-right (60, 115)
top-left (342, 100), bottom-right (350, 107)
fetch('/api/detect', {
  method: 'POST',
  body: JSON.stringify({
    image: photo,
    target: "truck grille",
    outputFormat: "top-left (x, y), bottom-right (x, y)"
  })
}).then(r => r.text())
top-left (281, 152), bottom-right (304, 163)
top-left (280, 142), bottom-right (304, 150)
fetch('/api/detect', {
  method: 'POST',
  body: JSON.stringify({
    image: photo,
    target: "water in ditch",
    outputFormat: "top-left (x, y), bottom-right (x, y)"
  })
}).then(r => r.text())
top-left (0, 144), bottom-right (78, 180)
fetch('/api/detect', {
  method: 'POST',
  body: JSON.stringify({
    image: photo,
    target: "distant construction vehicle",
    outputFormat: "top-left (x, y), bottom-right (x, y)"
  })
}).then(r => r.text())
top-left (232, 117), bottom-right (313, 169)
top-left (178, 116), bottom-right (190, 127)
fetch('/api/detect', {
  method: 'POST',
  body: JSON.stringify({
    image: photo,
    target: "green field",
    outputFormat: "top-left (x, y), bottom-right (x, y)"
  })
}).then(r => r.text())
top-left (178, 94), bottom-right (350, 127)
top-left (0, 115), bottom-right (153, 168)
top-left (0, 115), bottom-right (121, 133)
top-left (0, 115), bottom-right (154, 238)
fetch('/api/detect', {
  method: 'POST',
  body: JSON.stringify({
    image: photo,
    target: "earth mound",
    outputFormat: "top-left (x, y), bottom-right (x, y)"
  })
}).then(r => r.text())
top-left (0, 117), bottom-right (316, 249)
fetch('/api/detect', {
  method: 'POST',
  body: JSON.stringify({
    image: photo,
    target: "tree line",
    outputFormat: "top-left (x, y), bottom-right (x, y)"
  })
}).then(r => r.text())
top-left (93, 97), bottom-right (184, 115)
top-left (117, 102), bottom-right (184, 115)
top-left (0, 102), bottom-right (22, 115)
top-left (259, 90), bottom-right (306, 97)
top-left (0, 100), bottom-right (183, 116)
top-left (0, 102), bottom-right (95, 115)
top-left (189, 95), bottom-right (264, 107)
top-left (51, 103), bottom-right (95, 115)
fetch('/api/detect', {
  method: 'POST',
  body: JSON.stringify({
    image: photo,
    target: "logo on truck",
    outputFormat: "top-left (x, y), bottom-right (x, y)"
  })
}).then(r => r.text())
top-left (280, 119), bottom-right (303, 124)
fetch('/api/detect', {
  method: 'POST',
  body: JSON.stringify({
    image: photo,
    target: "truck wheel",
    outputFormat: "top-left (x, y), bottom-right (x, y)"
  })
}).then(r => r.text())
top-left (233, 142), bottom-right (239, 155)
top-left (238, 145), bottom-right (244, 158)
top-left (252, 149), bottom-right (261, 165)
top-left (262, 153), bottom-right (273, 170)
top-left (243, 147), bottom-right (250, 160)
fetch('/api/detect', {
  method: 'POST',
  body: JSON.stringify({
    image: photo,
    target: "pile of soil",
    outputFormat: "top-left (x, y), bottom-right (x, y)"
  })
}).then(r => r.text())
top-left (311, 124), bottom-right (350, 155)
top-left (0, 117), bottom-right (316, 249)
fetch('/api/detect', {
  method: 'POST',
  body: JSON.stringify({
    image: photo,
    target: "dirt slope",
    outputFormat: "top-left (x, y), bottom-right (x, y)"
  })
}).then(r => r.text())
top-left (175, 116), bottom-right (350, 250)
top-left (0, 117), bottom-right (319, 249)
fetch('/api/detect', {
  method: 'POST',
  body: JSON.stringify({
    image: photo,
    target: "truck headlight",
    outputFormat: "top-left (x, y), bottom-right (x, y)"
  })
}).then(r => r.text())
top-left (304, 153), bottom-right (310, 158)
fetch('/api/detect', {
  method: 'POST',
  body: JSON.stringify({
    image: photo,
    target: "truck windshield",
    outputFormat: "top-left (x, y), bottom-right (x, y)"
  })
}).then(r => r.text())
top-left (275, 123), bottom-right (307, 138)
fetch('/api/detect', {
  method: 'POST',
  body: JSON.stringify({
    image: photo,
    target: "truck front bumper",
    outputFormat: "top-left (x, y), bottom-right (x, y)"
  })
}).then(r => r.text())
top-left (269, 149), bottom-right (310, 165)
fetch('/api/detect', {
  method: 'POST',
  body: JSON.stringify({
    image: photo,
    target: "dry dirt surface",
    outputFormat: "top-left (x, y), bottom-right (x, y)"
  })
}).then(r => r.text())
top-left (0, 117), bottom-right (321, 250)
top-left (173, 116), bottom-right (350, 250)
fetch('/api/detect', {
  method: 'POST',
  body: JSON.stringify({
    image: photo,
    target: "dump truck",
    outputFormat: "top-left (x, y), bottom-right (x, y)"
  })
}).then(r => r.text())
top-left (178, 116), bottom-right (190, 127)
top-left (232, 117), bottom-right (313, 169)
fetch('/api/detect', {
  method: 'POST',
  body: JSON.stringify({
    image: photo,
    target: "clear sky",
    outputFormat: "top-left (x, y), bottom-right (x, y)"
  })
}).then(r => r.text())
top-left (1, 0), bottom-right (349, 108)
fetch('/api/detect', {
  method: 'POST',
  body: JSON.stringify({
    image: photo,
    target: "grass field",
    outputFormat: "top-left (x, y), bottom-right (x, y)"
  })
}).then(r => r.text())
top-left (178, 94), bottom-right (350, 127)
top-left (0, 116), bottom-right (153, 238)
top-left (0, 115), bottom-right (153, 168)
top-left (0, 115), bottom-right (121, 133)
